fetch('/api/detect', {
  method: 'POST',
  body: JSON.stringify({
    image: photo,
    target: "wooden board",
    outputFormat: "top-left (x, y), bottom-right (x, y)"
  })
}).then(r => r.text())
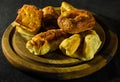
top-left (1, 15), bottom-right (118, 80)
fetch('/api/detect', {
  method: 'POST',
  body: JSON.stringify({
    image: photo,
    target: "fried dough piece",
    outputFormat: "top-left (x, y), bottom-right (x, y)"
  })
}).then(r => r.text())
top-left (59, 34), bottom-right (82, 58)
top-left (15, 4), bottom-right (43, 37)
top-left (58, 9), bottom-right (96, 34)
top-left (26, 29), bottom-right (69, 55)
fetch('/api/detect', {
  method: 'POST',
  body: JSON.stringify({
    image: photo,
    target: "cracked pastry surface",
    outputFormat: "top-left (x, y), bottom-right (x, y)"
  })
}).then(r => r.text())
top-left (15, 4), bottom-right (43, 35)
top-left (58, 9), bottom-right (96, 34)
top-left (26, 29), bottom-right (69, 55)
top-left (41, 6), bottom-right (60, 31)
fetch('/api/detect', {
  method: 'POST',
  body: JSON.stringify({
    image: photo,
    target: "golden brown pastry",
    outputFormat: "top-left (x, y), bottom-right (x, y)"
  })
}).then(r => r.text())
top-left (42, 6), bottom-right (60, 21)
top-left (41, 6), bottom-right (60, 31)
top-left (57, 9), bottom-right (96, 34)
top-left (14, 4), bottom-right (43, 39)
top-left (26, 29), bottom-right (69, 55)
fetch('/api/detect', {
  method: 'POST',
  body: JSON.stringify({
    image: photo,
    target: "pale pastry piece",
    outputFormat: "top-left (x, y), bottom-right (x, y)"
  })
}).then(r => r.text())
top-left (59, 30), bottom-right (102, 61)
top-left (59, 34), bottom-right (82, 58)
top-left (14, 4), bottom-right (43, 39)
top-left (60, 1), bottom-right (76, 14)
top-left (79, 30), bottom-right (102, 61)
top-left (26, 29), bottom-right (69, 55)
top-left (12, 22), bottom-right (34, 40)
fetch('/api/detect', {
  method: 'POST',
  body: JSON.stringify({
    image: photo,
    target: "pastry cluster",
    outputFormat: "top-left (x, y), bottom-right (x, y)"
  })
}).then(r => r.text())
top-left (13, 2), bottom-right (102, 61)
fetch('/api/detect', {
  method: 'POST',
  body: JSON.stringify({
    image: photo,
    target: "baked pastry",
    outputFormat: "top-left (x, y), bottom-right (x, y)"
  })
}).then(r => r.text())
top-left (26, 29), bottom-right (69, 55)
top-left (57, 9), bottom-right (96, 34)
top-left (60, 1), bottom-right (76, 14)
top-left (41, 6), bottom-right (60, 31)
top-left (59, 30), bottom-right (102, 61)
top-left (42, 6), bottom-right (60, 21)
top-left (80, 30), bottom-right (102, 61)
top-left (14, 4), bottom-right (43, 39)
top-left (59, 34), bottom-right (82, 58)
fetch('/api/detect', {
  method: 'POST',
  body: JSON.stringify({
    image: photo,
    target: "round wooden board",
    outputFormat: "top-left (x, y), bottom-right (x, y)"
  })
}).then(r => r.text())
top-left (2, 15), bottom-right (118, 80)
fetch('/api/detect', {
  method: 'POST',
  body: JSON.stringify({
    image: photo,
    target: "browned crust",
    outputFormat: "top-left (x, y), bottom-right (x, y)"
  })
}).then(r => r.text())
top-left (27, 29), bottom-right (69, 48)
top-left (42, 6), bottom-right (60, 21)
top-left (15, 4), bottom-right (43, 34)
top-left (57, 9), bottom-right (96, 34)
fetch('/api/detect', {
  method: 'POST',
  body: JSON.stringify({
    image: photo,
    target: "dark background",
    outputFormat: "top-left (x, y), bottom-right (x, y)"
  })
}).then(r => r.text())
top-left (0, 0), bottom-right (120, 82)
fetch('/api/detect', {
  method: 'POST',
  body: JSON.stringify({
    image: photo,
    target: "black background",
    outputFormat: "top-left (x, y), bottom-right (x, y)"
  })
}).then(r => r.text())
top-left (0, 0), bottom-right (120, 82)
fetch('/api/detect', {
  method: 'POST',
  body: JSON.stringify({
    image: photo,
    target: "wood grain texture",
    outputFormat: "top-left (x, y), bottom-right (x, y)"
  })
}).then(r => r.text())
top-left (2, 15), bottom-right (118, 80)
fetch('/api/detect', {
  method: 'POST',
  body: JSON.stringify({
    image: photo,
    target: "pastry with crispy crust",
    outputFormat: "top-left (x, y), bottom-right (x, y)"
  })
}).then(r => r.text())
top-left (26, 29), bottom-right (69, 55)
top-left (42, 6), bottom-right (60, 21)
top-left (58, 9), bottom-right (96, 34)
top-left (14, 4), bottom-right (43, 39)
top-left (42, 6), bottom-right (60, 31)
